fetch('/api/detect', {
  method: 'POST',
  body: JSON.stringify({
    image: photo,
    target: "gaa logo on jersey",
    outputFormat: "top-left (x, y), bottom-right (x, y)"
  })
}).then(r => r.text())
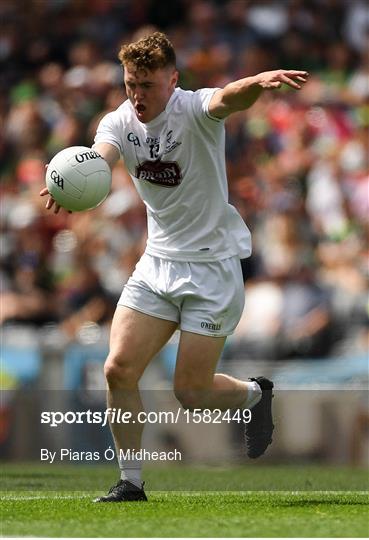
top-left (136, 159), bottom-right (182, 187)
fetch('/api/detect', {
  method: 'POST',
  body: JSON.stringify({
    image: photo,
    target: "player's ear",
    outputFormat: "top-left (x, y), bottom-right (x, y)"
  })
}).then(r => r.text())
top-left (170, 68), bottom-right (178, 88)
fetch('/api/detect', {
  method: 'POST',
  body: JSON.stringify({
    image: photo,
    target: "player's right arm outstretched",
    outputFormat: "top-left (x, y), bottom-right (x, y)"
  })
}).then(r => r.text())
top-left (39, 142), bottom-right (120, 213)
top-left (209, 69), bottom-right (309, 120)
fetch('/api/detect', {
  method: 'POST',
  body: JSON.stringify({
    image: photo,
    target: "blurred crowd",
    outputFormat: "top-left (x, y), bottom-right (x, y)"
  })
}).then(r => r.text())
top-left (1, 0), bottom-right (368, 360)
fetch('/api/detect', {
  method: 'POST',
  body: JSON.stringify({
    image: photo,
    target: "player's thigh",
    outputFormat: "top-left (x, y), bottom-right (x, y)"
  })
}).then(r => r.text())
top-left (174, 331), bottom-right (226, 390)
top-left (179, 256), bottom-right (245, 337)
top-left (174, 256), bottom-right (244, 390)
top-left (108, 305), bottom-right (177, 376)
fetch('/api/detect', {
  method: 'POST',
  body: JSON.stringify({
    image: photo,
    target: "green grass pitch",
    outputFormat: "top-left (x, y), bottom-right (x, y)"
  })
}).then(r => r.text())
top-left (1, 464), bottom-right (368, 537)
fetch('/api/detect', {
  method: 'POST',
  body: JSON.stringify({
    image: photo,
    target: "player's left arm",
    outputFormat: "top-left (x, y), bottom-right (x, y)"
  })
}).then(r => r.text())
top-left (93, 142), bottom-right (120, 170)
top-left (40, 142), bottom-right (119, 214)
top-left (209, 70), bottom-right (309, 120)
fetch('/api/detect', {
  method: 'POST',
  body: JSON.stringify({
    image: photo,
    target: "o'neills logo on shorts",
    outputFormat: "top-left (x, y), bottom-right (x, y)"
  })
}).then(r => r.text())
top-left (201, 322), bottom-right (221, 331)
top-left (136, 160), bottom-right (182, 187)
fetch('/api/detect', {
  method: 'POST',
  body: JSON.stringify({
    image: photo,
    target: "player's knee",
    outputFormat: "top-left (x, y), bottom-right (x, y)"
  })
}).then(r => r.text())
top-left (104, 355), bottom-right (140, 389)
top-left (174, 387), bottom-right (204, 411)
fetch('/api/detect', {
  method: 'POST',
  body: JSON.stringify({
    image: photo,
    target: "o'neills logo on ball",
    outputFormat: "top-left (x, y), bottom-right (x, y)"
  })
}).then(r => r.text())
top-left (136, 160), bottom-right (182, 187)
top-left (75, 150), bottom-right (101, 163)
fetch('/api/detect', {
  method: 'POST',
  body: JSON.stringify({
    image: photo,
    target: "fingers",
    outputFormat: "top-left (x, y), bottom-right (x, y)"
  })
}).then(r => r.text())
top-left (41, 190), bottom-right (71, 214)
top-left (47, 197), bottom-right (69, 215)
top-left (40, 187), bottom-right (57, 211)
top-left (280, 74), bottom-right (303, 89)
top-left (46, 198), bottom-right (62, 214)
top-left (285, 70), bottom-right (309, 77)
top-left (46, 197), bottom-right (54, 210)
top-left (278, 70), bottom-right (309, 90)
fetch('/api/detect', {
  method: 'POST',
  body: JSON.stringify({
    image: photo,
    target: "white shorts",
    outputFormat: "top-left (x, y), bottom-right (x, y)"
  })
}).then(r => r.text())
top-left (118, 253), bottom-right (245, 337)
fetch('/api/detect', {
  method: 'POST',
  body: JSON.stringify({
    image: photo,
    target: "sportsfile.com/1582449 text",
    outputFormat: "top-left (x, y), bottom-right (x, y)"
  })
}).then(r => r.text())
top-left (40, 408), bottom-right (252, 428)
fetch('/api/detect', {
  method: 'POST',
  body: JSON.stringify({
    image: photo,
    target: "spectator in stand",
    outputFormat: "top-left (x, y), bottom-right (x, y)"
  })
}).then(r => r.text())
top-left (0, 0), bottom-right (367, 360)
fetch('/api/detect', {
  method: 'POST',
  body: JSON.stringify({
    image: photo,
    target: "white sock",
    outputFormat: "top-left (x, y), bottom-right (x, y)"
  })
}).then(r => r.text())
top-left (240, 381), bottom-right (262, 409)
top-left (118, 454), bottom-right (142, 488)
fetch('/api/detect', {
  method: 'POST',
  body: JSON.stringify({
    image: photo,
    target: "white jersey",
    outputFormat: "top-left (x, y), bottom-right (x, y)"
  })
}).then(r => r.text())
top-left (94, 87), bottom-right (251, 262)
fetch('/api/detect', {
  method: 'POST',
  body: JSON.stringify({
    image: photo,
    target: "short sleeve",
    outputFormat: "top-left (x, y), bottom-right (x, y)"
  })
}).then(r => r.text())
top-left (186, 88), bottom-right (225, 143)
top-left (190, 88), bottom-right (224, 125)
top-left (93, 111), bottom-right (123, 155)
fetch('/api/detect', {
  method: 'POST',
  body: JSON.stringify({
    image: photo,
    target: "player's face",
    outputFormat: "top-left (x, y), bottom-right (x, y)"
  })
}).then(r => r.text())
top-left (124, 65), bottom-right (178, 123)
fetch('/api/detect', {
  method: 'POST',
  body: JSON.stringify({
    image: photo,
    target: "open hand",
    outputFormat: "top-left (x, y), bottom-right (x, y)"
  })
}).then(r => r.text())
top-left (39, 186), bottom-right (62, 214)
top-left (256, 70), bottom-right (309, 90)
